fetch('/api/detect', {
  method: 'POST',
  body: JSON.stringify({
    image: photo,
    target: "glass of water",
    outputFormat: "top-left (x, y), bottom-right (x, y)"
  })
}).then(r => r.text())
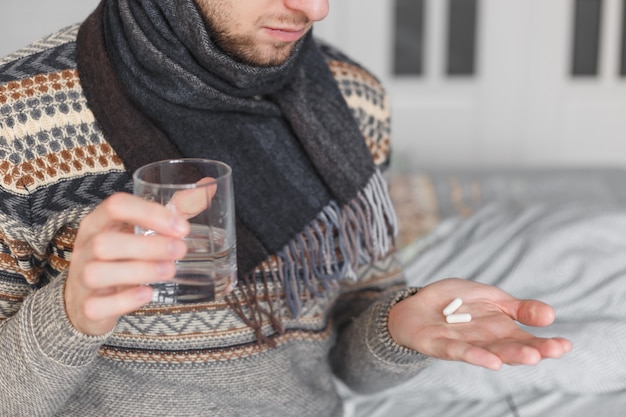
top-left (133, 159), bottom-right (237, 304)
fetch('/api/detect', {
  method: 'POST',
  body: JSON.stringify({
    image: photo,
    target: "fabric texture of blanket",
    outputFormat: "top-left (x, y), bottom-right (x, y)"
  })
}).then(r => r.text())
top-left (344, 169), bottom-right (626, 416)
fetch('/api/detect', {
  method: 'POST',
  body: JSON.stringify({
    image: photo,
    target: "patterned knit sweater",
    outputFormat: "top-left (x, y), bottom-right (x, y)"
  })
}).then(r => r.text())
top-left (0, 24), bottom-right (429, 417)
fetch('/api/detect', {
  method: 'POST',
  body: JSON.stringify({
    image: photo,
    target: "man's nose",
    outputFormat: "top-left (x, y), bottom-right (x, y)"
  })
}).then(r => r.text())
top-left (284, 0), bottom-right (330, 22)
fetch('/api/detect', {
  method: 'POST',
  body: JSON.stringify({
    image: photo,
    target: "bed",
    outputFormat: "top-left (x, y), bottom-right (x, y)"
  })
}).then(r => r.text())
top-left (341, 168), bottom-right (626, 417)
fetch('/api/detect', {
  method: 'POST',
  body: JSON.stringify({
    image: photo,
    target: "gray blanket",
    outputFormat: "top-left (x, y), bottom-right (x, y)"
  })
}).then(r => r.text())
top-left (345, 168), bottom-right (626, 416)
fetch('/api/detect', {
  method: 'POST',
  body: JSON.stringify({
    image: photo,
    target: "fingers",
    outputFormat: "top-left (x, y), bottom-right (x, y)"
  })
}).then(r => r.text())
top-left (430, 337), bottom-right (503, 371)
top-left (430, 337), bottom-right (546, 370)
top-left (87, 231), bottom-right (187, 263)
top-left (65, 193), bottom-right (191, 336)
top-left (82, 260), bottom-right (177, 289)
top-left (514, 299), bottom-right (556, 327)
top-left (521, 336), bottom-right (574, 359)
top-left (78, 193), bottom-right (189, 243)
top-left (432, 335), bottom-right (573, 371)
top-left (396, 278), bottom-right (573, 371)
top-left (167, 177), bottom-right (217, 219)
top-left (67, 256), bottom-right (174, 335)
top-left (486, 335), bottom-right (574, 366)
top-left (484, 340), bottom-right (543, 366)
top-left (82, 285), bottom-right (155, 323)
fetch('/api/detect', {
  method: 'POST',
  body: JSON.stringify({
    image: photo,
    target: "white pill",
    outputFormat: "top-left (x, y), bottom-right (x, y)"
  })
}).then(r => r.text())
top-left (446, 313), bottom-right (472, 324)
top-left (442, 297), bottom-right (463, 316)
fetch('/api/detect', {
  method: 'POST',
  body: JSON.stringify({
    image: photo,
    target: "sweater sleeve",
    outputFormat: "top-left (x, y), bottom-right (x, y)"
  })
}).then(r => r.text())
top-left (329, 254), bottom-right (432, 394)
top-left (0, 272), bottom-right (109, 416)
top-left (0, 183), bottom-right (108, 415)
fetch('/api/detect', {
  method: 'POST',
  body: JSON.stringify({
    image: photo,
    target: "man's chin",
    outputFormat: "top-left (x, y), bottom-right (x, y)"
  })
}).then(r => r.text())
top-left (238, 44), bottom-right (296, 67)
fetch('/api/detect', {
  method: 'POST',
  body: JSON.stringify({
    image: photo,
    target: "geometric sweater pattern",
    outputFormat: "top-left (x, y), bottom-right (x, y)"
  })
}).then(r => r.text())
top-left (0, 24), bottom-right (428, 417)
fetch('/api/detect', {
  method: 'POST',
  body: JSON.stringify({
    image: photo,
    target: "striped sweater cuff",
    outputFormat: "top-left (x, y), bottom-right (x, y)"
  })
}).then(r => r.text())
top-left (366, 287), bottom-right (432, 366)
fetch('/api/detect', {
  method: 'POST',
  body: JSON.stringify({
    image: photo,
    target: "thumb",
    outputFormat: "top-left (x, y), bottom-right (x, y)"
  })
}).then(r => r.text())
top-left (512, 299), bottom-right (556, 327)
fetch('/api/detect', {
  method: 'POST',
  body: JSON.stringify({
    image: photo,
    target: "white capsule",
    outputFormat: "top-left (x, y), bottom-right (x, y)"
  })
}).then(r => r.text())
top-left (446, 313), bottom-right (472, 324)
top-left (442, 297), bottom-right (463, 316)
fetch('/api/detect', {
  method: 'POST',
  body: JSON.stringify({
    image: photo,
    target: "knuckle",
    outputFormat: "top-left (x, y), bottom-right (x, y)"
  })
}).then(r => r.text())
top-left (106, 192), bottom-right (130, 206)
top-left (89, 234), bottom-right (110, 260)
top-left (81, 263), bottom-right (102, 288)
top-left (102, 193), bottom-right (131, 218)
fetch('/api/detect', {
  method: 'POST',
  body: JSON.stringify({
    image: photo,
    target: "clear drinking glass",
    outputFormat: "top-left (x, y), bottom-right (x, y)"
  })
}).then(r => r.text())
top-left (133, 159), bottom-right (237, 304)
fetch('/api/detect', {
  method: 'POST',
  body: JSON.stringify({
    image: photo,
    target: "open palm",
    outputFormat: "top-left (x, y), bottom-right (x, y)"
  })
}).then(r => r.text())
top-left (388, 278), bottom-right (573, 370)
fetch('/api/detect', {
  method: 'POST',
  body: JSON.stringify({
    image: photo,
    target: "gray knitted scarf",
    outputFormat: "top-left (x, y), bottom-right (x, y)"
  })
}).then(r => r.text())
top-left (92, 0), bottom-right (397, 323)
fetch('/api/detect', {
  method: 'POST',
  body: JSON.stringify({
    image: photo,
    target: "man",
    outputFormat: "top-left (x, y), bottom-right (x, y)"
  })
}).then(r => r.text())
top-left (0, 0), bottom-right (571, 415)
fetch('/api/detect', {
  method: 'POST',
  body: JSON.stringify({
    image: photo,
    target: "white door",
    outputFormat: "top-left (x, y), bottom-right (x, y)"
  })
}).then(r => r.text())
top-left (316, 0), bottom-right (626, 169)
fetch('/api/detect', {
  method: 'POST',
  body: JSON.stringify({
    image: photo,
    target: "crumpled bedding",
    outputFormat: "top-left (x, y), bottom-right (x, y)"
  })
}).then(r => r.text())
top-left (344, 168), bottom-right (626, 417)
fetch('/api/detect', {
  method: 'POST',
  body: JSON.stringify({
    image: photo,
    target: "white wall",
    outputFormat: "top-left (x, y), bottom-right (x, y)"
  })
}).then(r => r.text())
top-left (0, 0), bottom-right (99, 57)
top-left (316, 0), bottom-right (626, 170)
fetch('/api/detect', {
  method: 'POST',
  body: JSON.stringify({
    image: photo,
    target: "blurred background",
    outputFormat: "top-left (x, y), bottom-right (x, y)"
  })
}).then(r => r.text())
top-left (2, 0), bottom-right (626, 170)
top-left (0, 0), bottom-right (98, 55)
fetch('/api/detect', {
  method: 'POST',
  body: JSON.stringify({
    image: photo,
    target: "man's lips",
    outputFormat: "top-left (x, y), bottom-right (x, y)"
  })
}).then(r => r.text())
top-left (263, 26), bottom-right (308, 43)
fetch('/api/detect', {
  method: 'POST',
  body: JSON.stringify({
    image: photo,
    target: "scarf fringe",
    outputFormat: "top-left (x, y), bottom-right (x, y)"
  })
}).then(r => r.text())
top-left (226, 170), bottom-right (398, 343)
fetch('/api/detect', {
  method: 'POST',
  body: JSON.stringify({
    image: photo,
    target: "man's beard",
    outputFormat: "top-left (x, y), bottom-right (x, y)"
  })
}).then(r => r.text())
top-left (194, 1), bottom-right (306, 67)
top-left (210, 26), bottom-right (296, 67)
